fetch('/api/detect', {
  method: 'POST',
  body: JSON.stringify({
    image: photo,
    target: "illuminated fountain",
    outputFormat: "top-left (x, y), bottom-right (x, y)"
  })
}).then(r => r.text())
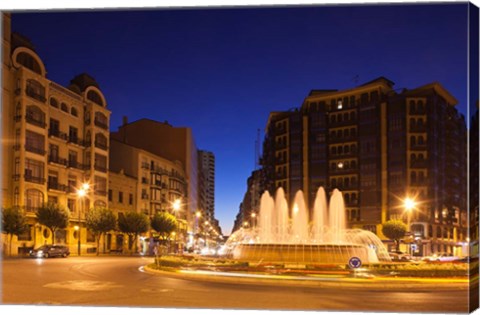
top-left (224, 187), bottom-right (390, 264)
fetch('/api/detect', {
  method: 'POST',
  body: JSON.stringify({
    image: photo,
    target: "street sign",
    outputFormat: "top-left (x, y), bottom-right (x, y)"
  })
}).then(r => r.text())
top-left (348, 257), bottom-right (362, 269)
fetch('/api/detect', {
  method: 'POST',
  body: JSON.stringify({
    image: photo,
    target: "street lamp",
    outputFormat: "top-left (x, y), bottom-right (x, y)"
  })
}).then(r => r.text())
top-left (172, 199), bottom-right (181, 212)
top-left (404, 197), bottom-right (416, 232)
top-left (76, 182), bottom-right (90, 256)
top-left (251, 212), bottom-right (256, 228)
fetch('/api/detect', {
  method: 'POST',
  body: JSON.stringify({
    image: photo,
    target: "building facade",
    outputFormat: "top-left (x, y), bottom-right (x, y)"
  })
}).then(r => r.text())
top-left (1, 21), bottom-right (110, 254)
top-left (198, 150), bottom-right (217, 226)
top-left (259, 77), bottom-right (468, 256)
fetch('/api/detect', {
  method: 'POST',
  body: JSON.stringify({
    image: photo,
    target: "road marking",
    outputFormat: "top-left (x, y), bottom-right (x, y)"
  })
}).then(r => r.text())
top-left (44, 280), bottom-right (123, 291)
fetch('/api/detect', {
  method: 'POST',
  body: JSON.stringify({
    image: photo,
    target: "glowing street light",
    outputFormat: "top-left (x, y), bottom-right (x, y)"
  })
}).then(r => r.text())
top-left (172, 199), bottom-right (181, 211)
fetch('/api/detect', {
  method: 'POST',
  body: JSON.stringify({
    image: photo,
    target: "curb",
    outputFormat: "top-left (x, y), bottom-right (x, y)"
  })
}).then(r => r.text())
top-left (143, 265), bottom-right (470, 291)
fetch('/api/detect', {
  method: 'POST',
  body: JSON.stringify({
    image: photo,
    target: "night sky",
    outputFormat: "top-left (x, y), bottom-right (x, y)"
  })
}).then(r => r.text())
top-left (11, 3), bottom-right (471, 234)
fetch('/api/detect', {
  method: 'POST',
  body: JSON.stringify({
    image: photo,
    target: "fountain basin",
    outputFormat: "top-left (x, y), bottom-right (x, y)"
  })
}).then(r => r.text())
top-left (232, 243), bottom-right (378, 264)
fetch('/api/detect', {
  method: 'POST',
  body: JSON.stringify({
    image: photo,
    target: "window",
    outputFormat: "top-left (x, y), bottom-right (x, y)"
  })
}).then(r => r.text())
top-left (94, 154), bottom-right (107, 172)
top-left (61, 103), bottom-right (69, 113)
top-left (94, 176), bottom-right (107, 195)
top-left (69, 126), bottom-right (78, 143)
top-left (129, 193), bottom-right (133, 205)
top-left (50, 97), bottom-right (59, 108)
top-left (87, 90), bottom-right (104, 106)
top-left (68, 199), bottom-right (76, 214)
top-left (25, 189), bottom-right (44, 212)
top-left (119, 192), bottom-right (123, 203)
top-left (26, 105), bottom-right (46, 127)
top-left (25, 158), bottom-right (44, 183)
top-left (26, 79), bottom-right (45, 101)
top-left (95, 133), bottom-right (108, 150)
top-left (68, 175), bottom-right (77, 193)
top-left (17, 52), bottom-right (42, 74)
top-left (68, 150), bottom-right (78, 167)
top-left (94, 112), bottom-right (108, 129)
top-left (49, 144), bottom-right (59, 159)
top-left (50, 118), bottom-right (60, 135)
top-left (108, 189), bottom-right (113, 202)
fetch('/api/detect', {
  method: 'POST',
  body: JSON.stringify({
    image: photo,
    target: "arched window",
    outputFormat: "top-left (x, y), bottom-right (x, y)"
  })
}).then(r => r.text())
top-left (17, 52), bottom-right (42, 74)
top-left (331, 147), bottom-right (337, 155)
top-left (343, 113), bottom-right (348, 121)
top-left (338, 146), bottom-right (343, 154)
top-left (350, 144), bottom-right (356, 153)
top-left (25, 189), bottom-right (44, 212)
top-left (61, 103), bottom-right (69, 113)
top-left (417, 100), bottom-right (425, 113)
top-left (94, 112), bottom-right (108, 129)
top-left (344, 129), bottom-right (349, 137)
top-left (410, 136), bottom-right (416, 146)
top-left (87, 90), bottom-right (104, 106)
top-left (344, 145), bottom-right (350, 153)
top-left (411, 153), bottom-right (417, 161)
top-left (419, 172), bottom-right (425, 183)
top-left (410, 118), bottom-right (416, 128)
top-left (351, 112), bottom-right (356, 121)
top-left (26, 105), bottom-right (45, 127)
top-left (94, 200), bottom-right (106, 208)
top-left (50, 97), bottom-right (59, 108)
top-left (71, 107), bottom-right (78, 117)
top-left (95, 133), bottom-right (108, 150)
top-left (418, 136), bottom-right (425, 145)
top-left (409, 100), bottom-right (416, 113)
top-left (26, 79), bottom-right (45, 102)
top-left (344, 193), bottom-right (350, 203)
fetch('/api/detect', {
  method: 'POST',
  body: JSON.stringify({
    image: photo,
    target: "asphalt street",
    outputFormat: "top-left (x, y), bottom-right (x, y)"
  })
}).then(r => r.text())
top-left (0, 256), bottom-right (473, 313)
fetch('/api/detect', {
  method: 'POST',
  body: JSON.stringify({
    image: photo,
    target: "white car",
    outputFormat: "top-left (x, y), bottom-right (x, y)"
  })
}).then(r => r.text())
top-left (424, 252), bottom-right (460, 262)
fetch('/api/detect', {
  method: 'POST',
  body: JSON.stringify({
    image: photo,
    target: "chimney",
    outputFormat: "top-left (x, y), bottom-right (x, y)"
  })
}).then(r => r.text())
top-left (123, 116), bottom-right (128, 126)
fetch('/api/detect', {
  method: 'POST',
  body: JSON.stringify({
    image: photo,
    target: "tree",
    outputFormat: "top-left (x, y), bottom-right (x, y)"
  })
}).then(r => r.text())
top-left (117, 212), bottom-right (150, 253)
top-left (36, 202), bottom-right (69, 245)
top-left (1, 207), bottom-right (29, 256)
top-left (85, 207), bottom-right (116, 255)
top-left (382, 220), bottom-right (407, 251)
top-left (151, 212), bottom-right (177, 243)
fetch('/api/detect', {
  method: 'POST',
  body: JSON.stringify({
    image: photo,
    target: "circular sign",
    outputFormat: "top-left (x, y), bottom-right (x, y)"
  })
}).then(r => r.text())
top-left (348, 257), bottom-right (362, 269)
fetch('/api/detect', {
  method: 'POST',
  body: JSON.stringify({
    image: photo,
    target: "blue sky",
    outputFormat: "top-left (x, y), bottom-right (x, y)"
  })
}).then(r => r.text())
top-left (11, 3), bottom-right (472, 234)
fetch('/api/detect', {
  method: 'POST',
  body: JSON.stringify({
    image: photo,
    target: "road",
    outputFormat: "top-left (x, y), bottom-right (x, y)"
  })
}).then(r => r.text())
top-left (0, 256), bottom-right (473, 313)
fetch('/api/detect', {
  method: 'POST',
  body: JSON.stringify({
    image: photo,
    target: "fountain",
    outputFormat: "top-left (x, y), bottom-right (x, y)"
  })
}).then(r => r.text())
top-left (224, 187), bottom-right (390, 264)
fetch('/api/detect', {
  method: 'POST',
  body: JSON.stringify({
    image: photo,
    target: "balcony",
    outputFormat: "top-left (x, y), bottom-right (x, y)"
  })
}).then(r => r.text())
top-left (68, 160), bottom-right (85, 170)
top-left (94, 190), bottom-right (107, 196)
top-left (49, 129), bottom-right (68, 141)
top-left (67, 136), bottom-right (85, 147)
top-left (25, 87), bottom-right (46, 103)
top-left (141, 163), bottom-right (150, 170)
top-left (328, 118), bottom-right (357, 128)
top-left (47, 181), bottom-right (68, 192)
top-left (25, 144), bottom-right (46, 156)
top-left (48, 155), bottom-right (68, 167)
top-left (94, 141), bottom-right (108, 151)
top-left (410, 160), bottom-right (428, 169)
top-left (94, 164), bottom-right (107, 173)
top-left (411, 144), bottom-right (427, 151)
top-left (141, 194), bottom-right (149, 200)
top-left (26, 114), bottom-right (47, 128)
top-left (25, 174), bottom-right (45, 184)
top-left (410, 124), bottom-right (427, 133)
top-left (94, 119), bottom-right (109, 130)
top-left (329, 167), bottom-right (357, 175)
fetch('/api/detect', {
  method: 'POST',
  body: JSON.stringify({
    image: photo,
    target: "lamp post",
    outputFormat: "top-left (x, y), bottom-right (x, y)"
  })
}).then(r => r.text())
top-left (76, 183), bottom-right (90, 256)
top-left (404, 197), bottom-right (416, 255)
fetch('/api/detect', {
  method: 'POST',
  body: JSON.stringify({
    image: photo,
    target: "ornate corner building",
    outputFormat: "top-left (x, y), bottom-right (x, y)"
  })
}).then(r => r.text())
top-left (2, 14), bottom-right (111, 254)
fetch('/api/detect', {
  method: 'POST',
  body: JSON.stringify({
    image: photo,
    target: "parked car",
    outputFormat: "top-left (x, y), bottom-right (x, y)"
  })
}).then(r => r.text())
top-left (29, 245), bottom-right (70, 258)
top-left (423, 252), bottom-right (460, 262)
top-left (389, 251), bottom-right (412, 262)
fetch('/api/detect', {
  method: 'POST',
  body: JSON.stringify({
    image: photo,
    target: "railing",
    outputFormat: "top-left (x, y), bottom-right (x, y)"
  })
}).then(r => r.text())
top-left (25, 144), bottom-right (46, 156)
top-left (94, 119), bottom-right (109, 130)
top-left (25, 174), bottom-right (45, 184)
top-left (410, 124), bottom-right (427, 133)
top-left (411, 144), bottom-right (427, 151)
top-left (48, 155), bottom-right (68, 166)
top-left (328, 118), bottom-right (357, 128)
top-left (47, 181), bottom-right (68, 192)
top-left (49, 82), bottom-right (82, 100)
top-left (26, 114), bottom-right (47, 128)
top-left (141, 194), bottom-right (149, 200)
top-left (94, 165), bottom-right (107, 173)
top-left (67, 136), bottom-right (85, 147)
top-left (141, 163), bottom-right (150, 170)
top-left (94, 190), bottom-right (107, 196)
top-left (410, 160), bottom-right (428, 168)
top-left (68, 160), bottom-right (86, 170)
top-left (329, 167), bottom-right (357, 175)
top-left (25, 205), bottom-right (39, 213)
top-left (49, 129), bottom-right (68, 141)
top-left (94, 141), bottom-right (108, 150)
top-left (328, 135), bottom-right (358, 144)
